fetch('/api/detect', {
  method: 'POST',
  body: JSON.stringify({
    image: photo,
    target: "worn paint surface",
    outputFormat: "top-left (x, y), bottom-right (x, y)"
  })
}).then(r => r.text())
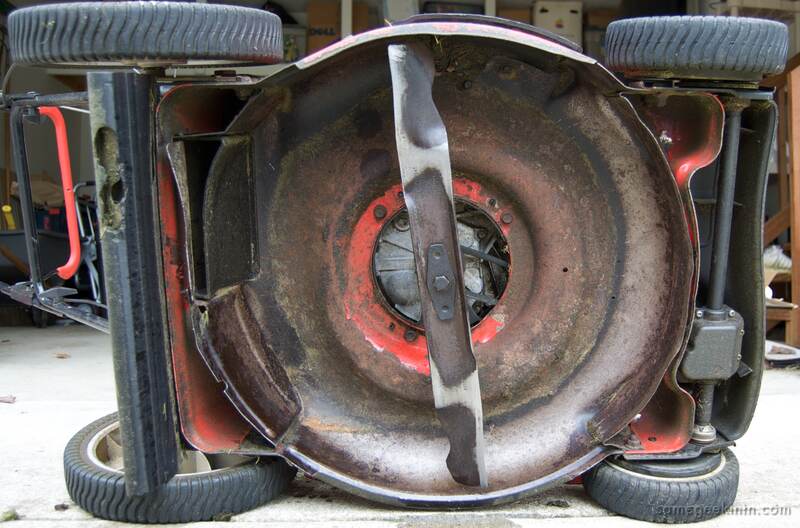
top-left (624, 92), bottom-right (724, 454)
top-left (388, 42), bottom-right (487, 487)
top-left (345, 179), bottom-right (509, 377)
top-left (157, 22), bottom-right (702, 506)
top-left (155, 86), bottom-right (257, 453)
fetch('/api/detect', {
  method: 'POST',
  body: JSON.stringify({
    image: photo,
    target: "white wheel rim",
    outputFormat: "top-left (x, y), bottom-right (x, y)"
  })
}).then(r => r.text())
top-left (86, 420), bottom-right (255, 476)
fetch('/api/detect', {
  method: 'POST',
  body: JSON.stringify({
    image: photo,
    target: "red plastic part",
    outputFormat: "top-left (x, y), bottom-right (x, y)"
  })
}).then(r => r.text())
top-left (39, 106), bottom-right (81, 280)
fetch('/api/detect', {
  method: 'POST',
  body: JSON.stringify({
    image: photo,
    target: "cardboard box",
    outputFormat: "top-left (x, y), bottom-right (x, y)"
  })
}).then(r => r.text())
top-left (533, 1), bottom-right (582, 47)
top-left (307, 1), bottom-right (339, 53)
top-left (498, 8), bottom-right (531, 25)
top-left (354, 2), bottom-right (369, 33)
top-left (307, 1), bottom-right (370, 53)
top-left (585, 8), bottom-right (618, 29)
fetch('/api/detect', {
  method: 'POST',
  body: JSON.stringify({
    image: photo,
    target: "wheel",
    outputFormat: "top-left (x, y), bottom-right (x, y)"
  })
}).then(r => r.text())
top-left (64, 413), bottom-right (296, 523)
top-left (583, 449), bottom-right (739, 523)
top-left (605, 16), bottom-right (788, 82)
top-left (8, 2), bottom-right (283, 67)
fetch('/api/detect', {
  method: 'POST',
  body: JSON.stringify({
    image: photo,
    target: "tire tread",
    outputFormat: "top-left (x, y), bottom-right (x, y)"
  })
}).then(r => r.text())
top-left (64, 413), bottom-right (295, 523)
top-left (583, 449), bottom-right (739, 524)
top-left (605, 16), bottom-right (787, 81)
top-left (9, 1), bottom-right (283, 65)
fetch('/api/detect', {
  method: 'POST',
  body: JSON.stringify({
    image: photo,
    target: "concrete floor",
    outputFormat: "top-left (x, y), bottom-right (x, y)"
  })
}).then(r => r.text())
top-left (1, 324), bottom-right (799, 527)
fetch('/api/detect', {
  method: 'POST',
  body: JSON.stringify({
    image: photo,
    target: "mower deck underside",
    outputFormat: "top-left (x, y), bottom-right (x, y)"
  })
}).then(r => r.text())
top-left (163, 30), bottom-right (695, 505)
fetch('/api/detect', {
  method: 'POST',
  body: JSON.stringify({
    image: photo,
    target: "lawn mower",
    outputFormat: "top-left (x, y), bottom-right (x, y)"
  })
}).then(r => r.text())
top-left (2, 2), bottom-right (787, 524)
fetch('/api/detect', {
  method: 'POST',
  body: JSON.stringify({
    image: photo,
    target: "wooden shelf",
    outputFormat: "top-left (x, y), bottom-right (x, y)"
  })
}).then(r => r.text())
top-left (764, 52), bottom-right (800, 344)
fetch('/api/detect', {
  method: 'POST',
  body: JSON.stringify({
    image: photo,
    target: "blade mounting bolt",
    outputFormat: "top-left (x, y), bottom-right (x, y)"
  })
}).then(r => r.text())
top-left (394, 214), bottom-right (410, 231)
top-left (433, 275), bottom-right (450, 291)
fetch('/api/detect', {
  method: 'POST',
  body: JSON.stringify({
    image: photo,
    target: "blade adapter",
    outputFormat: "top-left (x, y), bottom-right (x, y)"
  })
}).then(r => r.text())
top-left (388, 42), bottom-right (488, 488)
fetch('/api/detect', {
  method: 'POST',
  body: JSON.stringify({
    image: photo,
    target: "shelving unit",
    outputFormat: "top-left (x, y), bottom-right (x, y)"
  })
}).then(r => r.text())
top-left (764, 54), bottom-right (800, 344)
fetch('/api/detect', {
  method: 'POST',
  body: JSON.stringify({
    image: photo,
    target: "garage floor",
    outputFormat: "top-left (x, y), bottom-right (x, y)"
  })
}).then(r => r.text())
top-left (1, 324), bottom-right (798, 527)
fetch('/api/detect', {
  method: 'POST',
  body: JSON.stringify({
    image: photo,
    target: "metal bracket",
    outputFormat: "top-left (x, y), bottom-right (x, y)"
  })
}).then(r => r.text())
top-left (426, 243), bottom-right (456, 321)
top-left (681, 307), bottom-right (744, 382)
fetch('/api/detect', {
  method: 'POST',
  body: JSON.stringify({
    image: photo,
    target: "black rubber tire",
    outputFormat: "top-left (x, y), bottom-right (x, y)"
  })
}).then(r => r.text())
top-left (9, 1), bottom-right (283, 66)
top-left (64, 413), bottom-right (296, 523)
top-left (605, 16), bottom-right (788, 81)
top-left (583, 449), bottom-right (739, 524)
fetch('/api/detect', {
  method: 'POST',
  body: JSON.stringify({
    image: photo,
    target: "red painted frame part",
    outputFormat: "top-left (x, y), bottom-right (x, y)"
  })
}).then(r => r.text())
top-left (624, 92), bottom-right (725, 455)
top-left (155, 87), bottom-right (255, 453)
top-left (344, 178), bottom-right (511, 375)
top-left (39, 106), bottom-right (81, 280)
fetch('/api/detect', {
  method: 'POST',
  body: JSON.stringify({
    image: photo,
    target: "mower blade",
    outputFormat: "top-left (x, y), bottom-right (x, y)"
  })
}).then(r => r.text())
top-left (388, 42), bottom-right (487, 488)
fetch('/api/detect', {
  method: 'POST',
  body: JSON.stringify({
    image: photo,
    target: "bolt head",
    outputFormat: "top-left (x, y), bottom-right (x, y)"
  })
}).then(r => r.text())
top-left (403, 329), bottom-right (417, 342)
top-left (433, 275), bottom-right (450, 291)
top-left (729, 309), bottom-right (736, 317)
top-left (394, 214), bottom-right (410, 231)
top-left (373, 204), bottom-right (387, 220)
top-left (692, 423), bottom-right (717, 443)
top-left (696, 310), bottom-right (704, 318)
top-left (501, 212), bottom-right (513, 225)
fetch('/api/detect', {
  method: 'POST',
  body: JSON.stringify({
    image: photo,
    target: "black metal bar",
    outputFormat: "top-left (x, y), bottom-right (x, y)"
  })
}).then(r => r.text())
top-left (694, 98), bottom-right (747, 444)
top-left (5, 91), bottom-right (88, 109)
top-left (9, 106), bottom-right (43, 289)
top-left (692, 382), bottom-right (717, 443)
top-left (695, 383), bottom-right (714, 423)
top-left (707, 102), bottom-right (745, 311)
top-left (0, 281), bottom-right (110, 333)
top-left (460, 244), bottom-right (509, 268)
top-left (87, 71), bottom-right (178, 495)
top-left (714, 100), bottom-right (776, 442)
